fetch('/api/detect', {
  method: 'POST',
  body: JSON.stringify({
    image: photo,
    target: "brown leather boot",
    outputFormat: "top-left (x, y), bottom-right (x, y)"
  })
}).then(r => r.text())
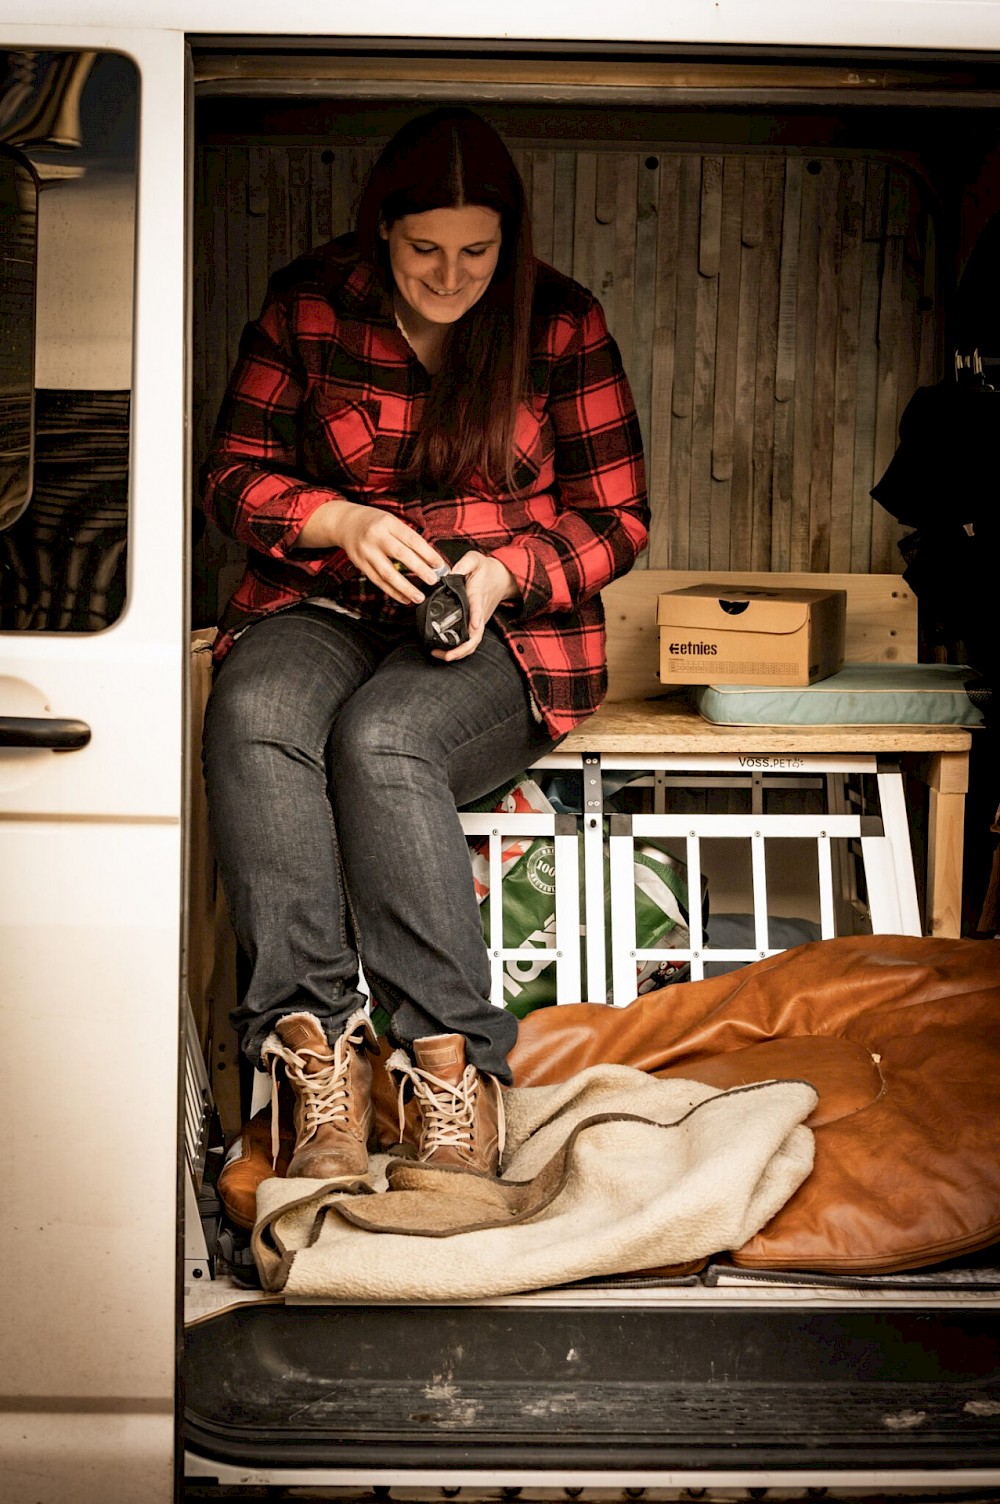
top-left (390, 1033), bottom-right (505, 1177)
top-left (262, 1010), bottom-right (377, 1184)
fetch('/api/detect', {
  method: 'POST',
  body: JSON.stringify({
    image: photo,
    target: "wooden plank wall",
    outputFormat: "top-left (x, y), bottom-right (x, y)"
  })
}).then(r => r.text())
top-left (193, 143), bottom-right (938, 606)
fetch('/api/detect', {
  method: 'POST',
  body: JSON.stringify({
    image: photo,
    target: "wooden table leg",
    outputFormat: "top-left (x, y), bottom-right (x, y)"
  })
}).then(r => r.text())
top-left (924, 751), bottom-right (970, 938)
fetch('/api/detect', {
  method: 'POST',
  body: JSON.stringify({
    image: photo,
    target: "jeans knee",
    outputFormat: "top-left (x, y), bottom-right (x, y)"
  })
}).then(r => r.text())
top-left (205, 662), bottom-right (328, 770)
top-left (330, 697), bottom-right (432, 788)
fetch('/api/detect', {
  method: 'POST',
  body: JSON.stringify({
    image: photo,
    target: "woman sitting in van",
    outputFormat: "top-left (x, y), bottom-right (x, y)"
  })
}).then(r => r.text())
top-left (201, 107), bottom-right (648, 1184)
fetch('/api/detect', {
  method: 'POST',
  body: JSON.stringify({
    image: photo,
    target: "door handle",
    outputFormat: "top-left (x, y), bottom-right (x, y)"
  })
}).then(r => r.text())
top-left (0, 716), bottom-right (92, 750)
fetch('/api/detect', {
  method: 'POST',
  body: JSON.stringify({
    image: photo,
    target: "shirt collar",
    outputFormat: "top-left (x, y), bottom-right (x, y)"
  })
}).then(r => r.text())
top-left (337, 245), bottom-right (395, 326)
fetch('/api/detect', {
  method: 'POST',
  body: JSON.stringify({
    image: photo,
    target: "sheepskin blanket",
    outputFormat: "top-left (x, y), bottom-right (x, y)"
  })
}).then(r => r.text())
top-left (251, 1064), bottom-right (817, 1299)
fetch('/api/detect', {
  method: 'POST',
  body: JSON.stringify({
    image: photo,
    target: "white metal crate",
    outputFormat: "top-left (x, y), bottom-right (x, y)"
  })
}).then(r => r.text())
top-left (461, 750), bottom-right (921, 1009)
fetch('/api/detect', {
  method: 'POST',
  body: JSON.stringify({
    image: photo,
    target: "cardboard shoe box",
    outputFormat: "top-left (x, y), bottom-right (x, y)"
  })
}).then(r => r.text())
top-left (656, 583), bottom-right (847, 687)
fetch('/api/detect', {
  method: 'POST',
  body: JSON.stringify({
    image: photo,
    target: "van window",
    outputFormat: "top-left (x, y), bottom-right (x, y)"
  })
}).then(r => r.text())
top-left (0, 50), bottom-right (137, 633)
top-left (0, 149), bottom-right (36, 531)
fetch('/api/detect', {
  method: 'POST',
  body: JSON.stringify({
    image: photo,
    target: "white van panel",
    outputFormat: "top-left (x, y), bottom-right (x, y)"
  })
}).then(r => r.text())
top-left (1, 647), bottom-right (184, 819)
top-left (15, 0), bottom-right (1000, 50)
top-left (0, 822), bottom-right (180, 1396)
top-left (0, 23), bottom-right (186, 1504)
top-left (0, 1413), bottom-right (174, 1504)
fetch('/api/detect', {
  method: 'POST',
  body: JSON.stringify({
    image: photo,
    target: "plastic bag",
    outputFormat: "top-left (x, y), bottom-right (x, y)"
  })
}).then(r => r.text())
top-left (470, 779), bottom-right (705, 1015)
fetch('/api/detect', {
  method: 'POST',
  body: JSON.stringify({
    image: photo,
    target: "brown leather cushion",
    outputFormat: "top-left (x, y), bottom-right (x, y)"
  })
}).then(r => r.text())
top-left (223, 935), bottom-right (1000, 1273)
top-left (504, 935), bottom-right (1000, 1272)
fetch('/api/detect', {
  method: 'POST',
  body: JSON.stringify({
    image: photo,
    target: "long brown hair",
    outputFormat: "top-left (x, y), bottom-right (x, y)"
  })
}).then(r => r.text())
top-left (356, 108), bottom-right (535, 494)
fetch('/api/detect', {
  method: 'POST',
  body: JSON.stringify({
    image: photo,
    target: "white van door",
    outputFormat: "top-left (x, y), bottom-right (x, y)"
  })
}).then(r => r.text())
top-left (0, 28), bottom-right (186, 1504)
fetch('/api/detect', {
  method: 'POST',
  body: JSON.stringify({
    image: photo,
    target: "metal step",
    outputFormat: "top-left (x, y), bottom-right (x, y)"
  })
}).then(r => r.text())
top-left (184, 1302), bottom-right (1000, 1479)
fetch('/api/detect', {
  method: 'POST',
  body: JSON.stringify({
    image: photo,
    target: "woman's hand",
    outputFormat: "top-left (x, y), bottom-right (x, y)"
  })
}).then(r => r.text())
top-left (296, 499), bottom-right (447, 606)
top-left (431, 551), bottom-right (519, 662)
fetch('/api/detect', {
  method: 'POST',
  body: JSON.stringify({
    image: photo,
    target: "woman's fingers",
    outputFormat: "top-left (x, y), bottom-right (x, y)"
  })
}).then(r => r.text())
top-left (430, 552), bottom-right (517, 661)
top-left (452, 552), bottom-right (517, 630)
top-left (430, 622), bottom-right (485, 662)
top-left (337, 504), bottom-right (446, 601)
top-left (388, 535), bottom-right (448, 589)
top-left (372, 557), bottom-right (426, 605)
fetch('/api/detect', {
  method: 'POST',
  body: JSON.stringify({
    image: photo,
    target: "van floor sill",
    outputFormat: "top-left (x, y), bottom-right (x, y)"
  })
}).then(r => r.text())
top-left (183, 1299), bottom-right (1000, 1475)
top-left (185, 1267), bottom-right (1000, 1324)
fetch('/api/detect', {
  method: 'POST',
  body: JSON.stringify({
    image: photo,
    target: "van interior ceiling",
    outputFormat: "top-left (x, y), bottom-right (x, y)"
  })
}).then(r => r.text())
top-left (183, 39), bottom-right (1000, 1487)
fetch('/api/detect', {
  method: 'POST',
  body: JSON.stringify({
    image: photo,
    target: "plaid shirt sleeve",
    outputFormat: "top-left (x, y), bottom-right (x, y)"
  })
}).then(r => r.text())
top-left (490, 295), bottom-right (648, 618)
top-left (200, 285), bottom-right (356, 585)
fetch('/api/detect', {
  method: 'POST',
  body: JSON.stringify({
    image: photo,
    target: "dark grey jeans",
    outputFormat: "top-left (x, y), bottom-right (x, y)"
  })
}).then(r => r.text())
top-left (202, 604), bottom-right (557, 1082)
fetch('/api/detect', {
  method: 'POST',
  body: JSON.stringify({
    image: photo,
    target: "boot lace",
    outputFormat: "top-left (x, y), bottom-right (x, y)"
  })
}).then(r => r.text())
top-left (390, 1054), bottom-right (505, 1162)
top-left (264, 1024), bottom-right (361, 1167)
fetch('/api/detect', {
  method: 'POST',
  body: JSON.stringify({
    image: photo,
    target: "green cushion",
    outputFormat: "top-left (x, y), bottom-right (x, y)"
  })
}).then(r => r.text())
top-left (691, 663), bottom-right (984, 727)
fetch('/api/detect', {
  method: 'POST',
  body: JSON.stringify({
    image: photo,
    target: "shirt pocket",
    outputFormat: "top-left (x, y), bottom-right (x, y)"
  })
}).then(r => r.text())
top-left (301, 387), bottom-right (381, 492)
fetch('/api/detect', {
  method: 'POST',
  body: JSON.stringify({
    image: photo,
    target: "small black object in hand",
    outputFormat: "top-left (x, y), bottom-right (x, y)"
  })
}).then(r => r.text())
top-left (415, 573), bottom-right (471, 652)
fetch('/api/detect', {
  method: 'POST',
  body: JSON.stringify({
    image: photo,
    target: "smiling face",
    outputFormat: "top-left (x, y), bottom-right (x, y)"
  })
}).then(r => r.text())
top-left (381, 204), bottom-right (502, 332)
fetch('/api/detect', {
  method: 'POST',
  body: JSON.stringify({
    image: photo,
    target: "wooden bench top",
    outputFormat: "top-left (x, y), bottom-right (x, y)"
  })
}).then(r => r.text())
top-left (561, 692), bottom-right (973, 758)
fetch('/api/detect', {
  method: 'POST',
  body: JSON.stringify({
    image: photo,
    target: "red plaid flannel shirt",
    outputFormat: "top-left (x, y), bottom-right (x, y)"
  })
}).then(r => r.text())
top-left (201, 234), bottom-right (649, 736)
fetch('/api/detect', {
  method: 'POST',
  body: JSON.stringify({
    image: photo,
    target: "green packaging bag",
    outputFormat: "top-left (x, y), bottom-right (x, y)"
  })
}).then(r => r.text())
top-left (476, 815), bottom-right (705, 1015)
